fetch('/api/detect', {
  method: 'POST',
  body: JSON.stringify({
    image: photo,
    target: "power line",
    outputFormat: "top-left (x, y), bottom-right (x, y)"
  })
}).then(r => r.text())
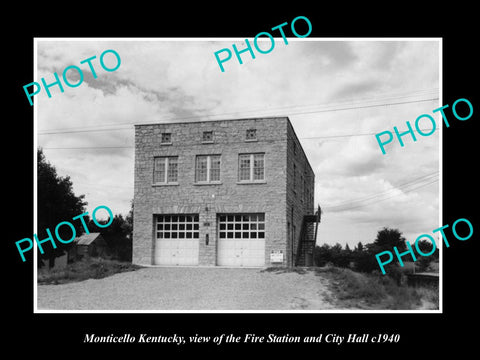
top-left (37, 89), bottom-right (439, 134)
top-left (324, 172), bottom-right (439, 208)
top-left (270, 98), bottom-right (439, 117)
top-left (41, 126), bottom-right (440, 149)
top-left (38, 96), bottom-right (439, 136)
top-left (41, 134), bottom-right (297, 150)
top-left (38, 127), bottom-right (132, 135)
top-left (323, 180), bottom-right (439, 212)
top-left (42, 146), bottom-right (133, 150)
top-left (300, 128), bottom-right (438, 140)
top-left (323, 177), bottom-right (439, 212)
top-left (75, 181), bottom-right (133, 190)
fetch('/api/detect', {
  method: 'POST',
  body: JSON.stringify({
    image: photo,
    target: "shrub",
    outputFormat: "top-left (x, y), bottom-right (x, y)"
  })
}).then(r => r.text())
top-left (314, 243), bottom-right (353, 268)
top-left (353, 250), bottom-right (379, 273)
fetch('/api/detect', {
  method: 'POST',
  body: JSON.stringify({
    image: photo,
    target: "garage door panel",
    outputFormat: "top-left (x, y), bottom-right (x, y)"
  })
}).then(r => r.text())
top-left (155, 214), bottom-right (199, 266)
top-left (217, 213), bottom-right (265, 267)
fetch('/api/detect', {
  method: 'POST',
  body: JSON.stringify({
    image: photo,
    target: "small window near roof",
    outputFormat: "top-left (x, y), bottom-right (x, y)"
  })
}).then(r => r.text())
top-left (161, 132), bottom-right (171, 144)
top-left (246, 129), bottom-right (257, 141)
top-left (202, 131), bottom-right (214, 143)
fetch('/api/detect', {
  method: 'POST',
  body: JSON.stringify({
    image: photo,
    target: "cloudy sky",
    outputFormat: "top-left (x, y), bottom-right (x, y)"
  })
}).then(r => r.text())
top-left (35, 38), bottom-right (440, 248)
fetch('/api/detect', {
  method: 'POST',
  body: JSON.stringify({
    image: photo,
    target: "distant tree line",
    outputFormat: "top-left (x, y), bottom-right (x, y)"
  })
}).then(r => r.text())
top-left (314, 227), bottom-right (439, 279)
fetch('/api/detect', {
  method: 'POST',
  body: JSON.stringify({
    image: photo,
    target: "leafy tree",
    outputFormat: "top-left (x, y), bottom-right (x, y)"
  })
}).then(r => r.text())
top-left (415, 239), bottom-right (438, 258)
top-left (314, 228), bottom-right (411, 276)
top-left (37, 148), bottom-right (87, 267)
top-left (354, 243), bottom-right (383, 273)
top-left (86, 206), bottom-right (132, 262)
top-left (415, 239), bottom-right (439, 271)
top-left (354, 241), bottom-right (364, 253)
top-left (330, 243), bottom-right (350, 267)
top-left (340, 243), bottom-right (353, 267)
top-left (353, 228), bottom-right (407, 274)
top-left (314, 243), bottom-right (352, 268)
top-left (330, 243), bottom-right (343, 257)
top-left (314, 244), bottom-right (332, 267)
top-left (123, 200), bottom-right (133, 241)
top-left (372, 227), bottom-right (407, 252)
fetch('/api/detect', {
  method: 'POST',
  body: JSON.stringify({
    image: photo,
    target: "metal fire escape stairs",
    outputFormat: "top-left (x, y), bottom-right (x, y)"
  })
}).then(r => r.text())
top-left (294, 205), bottom-right (321, 267)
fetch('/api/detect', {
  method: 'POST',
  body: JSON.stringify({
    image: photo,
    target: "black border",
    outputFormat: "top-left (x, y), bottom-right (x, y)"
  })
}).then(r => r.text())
top-left (6, 5), bottom-right (478, 355)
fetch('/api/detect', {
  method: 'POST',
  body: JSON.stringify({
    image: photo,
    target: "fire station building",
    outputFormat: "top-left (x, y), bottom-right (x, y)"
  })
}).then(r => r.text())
top-left (133, 117), bottom-right (318, 267)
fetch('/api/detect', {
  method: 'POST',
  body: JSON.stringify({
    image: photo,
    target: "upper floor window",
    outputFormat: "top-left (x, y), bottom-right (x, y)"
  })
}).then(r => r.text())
top-left (195, 155), bottom-right (221, 183)
top-left (161, 132), bottom-right (172, 144)
top-left (238, 153), bottom-right (265, 182)
top-left (153, 156), bottom-right (178, 184)
top-left (202, 131), bottom-right (214, 143)
top-left (245, 129), bottom-right (257, 141)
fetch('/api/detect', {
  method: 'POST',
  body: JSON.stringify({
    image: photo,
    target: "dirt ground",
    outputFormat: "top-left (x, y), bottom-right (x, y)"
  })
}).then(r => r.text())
top-left (37, 267), bottom-right (337, 311)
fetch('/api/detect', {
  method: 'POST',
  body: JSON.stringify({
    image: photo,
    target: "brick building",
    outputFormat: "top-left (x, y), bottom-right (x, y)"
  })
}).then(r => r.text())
top-left (133, 116), bottom-right (319, 267)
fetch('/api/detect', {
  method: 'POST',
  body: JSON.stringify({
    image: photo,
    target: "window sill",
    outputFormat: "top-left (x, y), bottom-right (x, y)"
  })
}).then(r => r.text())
top-left (201, 141), bottom-right (214, 144)
top-left (244, 139), bottom-right (258, 142)
top-left (152, 182), bottom-right (179, 186)
top-left (193, 182), bottom-right (222, 186)
top-left (236, 180), bottom-right (266, 185)
top-left (160, 142), bottom-right (172, 146)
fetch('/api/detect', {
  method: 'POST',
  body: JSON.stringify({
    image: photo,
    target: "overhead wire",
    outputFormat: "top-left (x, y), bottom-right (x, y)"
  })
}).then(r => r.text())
top-left (38, 91), bottom-right (440, 136)
top-left (39, 90), bottom-right (441, 207)
top-left (40, 95), bottom-right (441, 149)
top-left (322, 175), bottom-right (439, 212)
top-left (41, 126), bottom-right (440, 150)
top-left (326, 179), bottom-right (439, 212)
top-left (37, 87), bottom-right (439, 134)
top-left (324, 172), bottom-right (439, 209)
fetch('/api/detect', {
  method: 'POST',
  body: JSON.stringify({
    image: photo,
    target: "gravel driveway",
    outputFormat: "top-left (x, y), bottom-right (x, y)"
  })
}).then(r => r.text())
top-left (36, 267), bottom-right (335, 311)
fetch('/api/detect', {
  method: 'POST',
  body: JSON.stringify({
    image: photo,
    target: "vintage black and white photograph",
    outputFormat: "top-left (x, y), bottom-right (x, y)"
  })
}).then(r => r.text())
top-left (33, 38), bottom-right (441, 312)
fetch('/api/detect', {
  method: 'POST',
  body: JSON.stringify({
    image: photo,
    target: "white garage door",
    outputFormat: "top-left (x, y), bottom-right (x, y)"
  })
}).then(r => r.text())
top-left (154, 214), bottom-right (199, 266)
top-left (217, 214), bottom-right (265, 267)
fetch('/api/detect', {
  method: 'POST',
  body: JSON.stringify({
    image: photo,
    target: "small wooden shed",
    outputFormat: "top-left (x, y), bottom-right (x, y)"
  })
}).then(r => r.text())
top-left (69, 233), bottom-right (107, 261)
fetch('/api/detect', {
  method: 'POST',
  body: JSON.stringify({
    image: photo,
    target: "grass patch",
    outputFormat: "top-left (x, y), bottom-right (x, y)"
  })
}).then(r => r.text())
top-left (38, 258), bottom-right (142, 285)
top-left (315, 266), bottom-right (439, 310)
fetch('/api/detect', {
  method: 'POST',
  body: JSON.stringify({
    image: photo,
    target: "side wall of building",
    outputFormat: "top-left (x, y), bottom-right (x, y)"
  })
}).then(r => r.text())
top-left (285, 119), bottom-right (315, 266)
top-left (133, 118), bottom-right (289, 266)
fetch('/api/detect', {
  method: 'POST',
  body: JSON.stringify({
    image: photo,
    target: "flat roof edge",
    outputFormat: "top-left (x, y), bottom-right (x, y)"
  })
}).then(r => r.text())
top-left (134, 116), bottom-right (290, 127)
